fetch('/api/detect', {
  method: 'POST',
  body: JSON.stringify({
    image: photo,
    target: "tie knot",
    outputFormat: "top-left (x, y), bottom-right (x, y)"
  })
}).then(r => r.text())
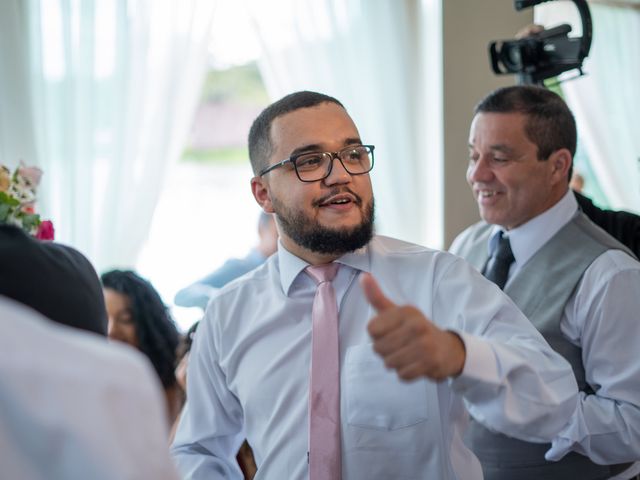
top-left (306, 263), bottom-right (340, 285)
top-left (493, 232), bottom-right (514, 262)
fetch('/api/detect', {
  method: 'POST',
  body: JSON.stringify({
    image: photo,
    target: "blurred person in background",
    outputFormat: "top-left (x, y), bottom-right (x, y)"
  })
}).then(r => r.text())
top-left (101, 269), bottom-right (183, 431)
top-left (0, 295), bottom-right (179, 480)
top-left (174, 212), bottom-right (278, 310)
top-left (0, 224), bottom-right (107, 335)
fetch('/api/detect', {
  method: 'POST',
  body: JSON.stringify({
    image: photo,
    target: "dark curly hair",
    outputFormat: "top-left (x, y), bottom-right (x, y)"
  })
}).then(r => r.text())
top-left (101, 269), bottom-right (180, 389)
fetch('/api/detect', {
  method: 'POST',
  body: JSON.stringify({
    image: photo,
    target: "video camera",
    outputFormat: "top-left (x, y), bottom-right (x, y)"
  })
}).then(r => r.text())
top-left (489, 0), bottom-right (592, 85)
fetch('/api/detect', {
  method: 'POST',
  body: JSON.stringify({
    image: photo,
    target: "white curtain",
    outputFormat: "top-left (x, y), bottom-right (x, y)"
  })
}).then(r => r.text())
top-left (536, 2), bottom-right (640, 212)
top-left (246, 0), bottom-right (444, 247)
top-left (0, 4), bottom-right (39, 171)
top-left (0, 0), bottom-right (216, 272)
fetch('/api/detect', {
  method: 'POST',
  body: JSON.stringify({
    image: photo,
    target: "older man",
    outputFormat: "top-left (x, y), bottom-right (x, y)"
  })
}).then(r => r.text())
top-left (451, 85), bottom-right (640, 479)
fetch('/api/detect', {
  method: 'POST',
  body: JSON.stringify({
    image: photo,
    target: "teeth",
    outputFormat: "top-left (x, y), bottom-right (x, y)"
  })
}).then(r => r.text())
top-left (480, 191), bottom-right (496, 198)
top-left (332, 199), bottom-right (349, 204)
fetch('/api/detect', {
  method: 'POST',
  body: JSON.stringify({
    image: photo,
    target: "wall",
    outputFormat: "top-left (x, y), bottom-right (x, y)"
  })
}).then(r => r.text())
top-left (441, 1), bottom-right (533, 246)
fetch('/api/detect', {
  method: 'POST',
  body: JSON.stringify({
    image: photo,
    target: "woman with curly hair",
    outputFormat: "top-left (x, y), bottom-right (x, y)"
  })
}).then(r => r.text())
top-left (101, 269), bottom-right (183, 430)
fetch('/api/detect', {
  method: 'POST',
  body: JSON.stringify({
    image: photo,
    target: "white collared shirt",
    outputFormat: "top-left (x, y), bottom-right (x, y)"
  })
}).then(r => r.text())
top-left (172, 235), bottom-right (577, 479)
top-left (0, 296), bottom-right (179, 480)
top-left (486, 191), bottom-right (640, 476)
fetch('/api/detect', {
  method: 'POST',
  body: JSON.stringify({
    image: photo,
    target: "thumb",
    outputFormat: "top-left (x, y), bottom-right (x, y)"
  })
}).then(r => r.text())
top-left (360, 273), bottom-right (396, 312)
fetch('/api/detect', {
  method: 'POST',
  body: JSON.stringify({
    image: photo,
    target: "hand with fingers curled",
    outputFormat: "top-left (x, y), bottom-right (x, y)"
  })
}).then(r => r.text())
top-left (360, 272), bottom-right (466, 382)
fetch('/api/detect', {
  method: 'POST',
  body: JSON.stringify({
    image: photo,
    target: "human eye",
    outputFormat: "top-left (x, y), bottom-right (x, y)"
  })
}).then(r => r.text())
top-left (342, 146), bottom-right (367, 163)
top-left (113, 306), bottom-right (134, 323)
top-left (492, 155), bottom-right (509, 164)
top-left (295, 153), bottom-right (324, 171)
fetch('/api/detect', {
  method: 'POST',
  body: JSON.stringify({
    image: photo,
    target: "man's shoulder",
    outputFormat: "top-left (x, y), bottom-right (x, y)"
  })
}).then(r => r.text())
top-left (370, 234), bottom-right (439, 256)
top-left (369, 235), bottom-right (466, 273)
top-left (206, 253), bottom-right (277, 306)
top-left (449, 221), bottom-right (492, 256)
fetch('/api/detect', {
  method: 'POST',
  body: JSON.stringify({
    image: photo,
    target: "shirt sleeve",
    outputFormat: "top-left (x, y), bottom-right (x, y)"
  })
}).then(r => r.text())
top-left (171, 309), bottom-right (245, 479)
top-left (436, 256), bottom-right (578, 443)
top-left (545, 251), bottom-right (640, 463)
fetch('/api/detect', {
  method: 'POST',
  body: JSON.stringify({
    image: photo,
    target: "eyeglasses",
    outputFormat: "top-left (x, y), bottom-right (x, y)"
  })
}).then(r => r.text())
top-left (258, 144), bottom-right (375, 182)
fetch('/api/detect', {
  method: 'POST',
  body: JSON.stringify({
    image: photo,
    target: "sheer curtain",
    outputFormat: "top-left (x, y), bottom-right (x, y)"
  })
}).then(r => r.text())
top-left (246, 0), bottom-right (443, 247)
top-left (0, 0), bottom-right (217, 272)
top-left (0, 4), bottom-right (39, 171)
top-left (536, 2), bottom-right (640, 212)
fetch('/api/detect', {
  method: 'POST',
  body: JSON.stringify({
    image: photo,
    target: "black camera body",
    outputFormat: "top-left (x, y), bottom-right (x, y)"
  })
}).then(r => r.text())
top-left (488, 0), bottom-right (592, 85)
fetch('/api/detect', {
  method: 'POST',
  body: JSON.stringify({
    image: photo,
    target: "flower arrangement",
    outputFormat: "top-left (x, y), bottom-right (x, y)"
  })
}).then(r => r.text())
top-left (0, 163), bottom-right (55, 240)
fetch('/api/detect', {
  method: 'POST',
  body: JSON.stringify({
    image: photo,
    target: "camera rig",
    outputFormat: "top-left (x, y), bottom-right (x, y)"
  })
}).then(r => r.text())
top-left (489, 0), bottom-right (592, 85)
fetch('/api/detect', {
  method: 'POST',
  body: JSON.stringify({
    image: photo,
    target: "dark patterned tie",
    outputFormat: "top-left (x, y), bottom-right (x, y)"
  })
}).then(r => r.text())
top-left (482, 232), bottom-right (515, 290)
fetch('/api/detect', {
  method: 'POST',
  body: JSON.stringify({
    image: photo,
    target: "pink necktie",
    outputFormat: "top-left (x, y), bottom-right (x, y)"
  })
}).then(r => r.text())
top-left (306, 263), bottom-right (341, 480)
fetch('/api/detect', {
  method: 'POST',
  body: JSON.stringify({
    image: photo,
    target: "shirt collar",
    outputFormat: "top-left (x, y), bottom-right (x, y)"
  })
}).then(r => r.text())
top-left (276, 239), bottom-right (371, 296)
top-left (489, 190), bottom-right (578, 269)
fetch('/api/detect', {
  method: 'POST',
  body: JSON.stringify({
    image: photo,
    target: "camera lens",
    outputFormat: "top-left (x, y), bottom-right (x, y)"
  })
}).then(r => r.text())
top-left (505, 46), bottom-right (522, 69)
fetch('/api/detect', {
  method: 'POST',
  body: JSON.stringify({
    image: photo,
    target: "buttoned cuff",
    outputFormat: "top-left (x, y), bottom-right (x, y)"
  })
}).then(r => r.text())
top-left (447, 330), bottom-right (499, 393)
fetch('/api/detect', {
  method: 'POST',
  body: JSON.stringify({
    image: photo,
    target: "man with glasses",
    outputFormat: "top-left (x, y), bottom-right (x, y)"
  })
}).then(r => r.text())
top-left (172, 91), bottom-right (578, 479)
top-left (450, 85), bottom-right (640, 479)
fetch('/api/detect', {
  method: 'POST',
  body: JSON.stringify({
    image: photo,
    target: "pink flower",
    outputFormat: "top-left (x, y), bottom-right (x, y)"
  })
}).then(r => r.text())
top-left (17, 164), bottom-right (43, 187)
top-left (35, 220), bottom-right (55, 240)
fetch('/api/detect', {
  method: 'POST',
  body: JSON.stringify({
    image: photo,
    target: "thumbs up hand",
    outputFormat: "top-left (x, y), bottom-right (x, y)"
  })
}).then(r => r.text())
top-left (360, 273), bottom-right (466, 381)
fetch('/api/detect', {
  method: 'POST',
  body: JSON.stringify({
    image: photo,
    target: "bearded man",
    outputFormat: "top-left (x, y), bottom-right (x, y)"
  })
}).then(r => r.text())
top-left (171, 91), bottom-right (578, 480)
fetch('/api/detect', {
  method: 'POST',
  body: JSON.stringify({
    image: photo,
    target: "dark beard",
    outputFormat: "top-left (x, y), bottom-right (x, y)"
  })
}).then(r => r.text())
top-left (273, 196), bottom-right (374, 256)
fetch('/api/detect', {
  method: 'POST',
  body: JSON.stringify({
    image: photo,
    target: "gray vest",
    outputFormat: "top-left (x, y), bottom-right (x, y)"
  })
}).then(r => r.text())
top-left (452, 212), bottom-right (634, 480)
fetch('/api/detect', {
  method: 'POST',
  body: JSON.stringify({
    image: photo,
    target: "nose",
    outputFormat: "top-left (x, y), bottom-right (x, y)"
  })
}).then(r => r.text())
top-left (467, 155), bottom-right (493, 184)
top-left (107, 318), bottom-right (117, 339)
top-left (323, 154), bottom-right (352, 186)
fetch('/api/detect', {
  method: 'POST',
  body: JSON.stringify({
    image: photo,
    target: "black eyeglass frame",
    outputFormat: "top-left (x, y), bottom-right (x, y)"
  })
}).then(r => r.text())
top-left (257, 144), bottom-right (375, 183)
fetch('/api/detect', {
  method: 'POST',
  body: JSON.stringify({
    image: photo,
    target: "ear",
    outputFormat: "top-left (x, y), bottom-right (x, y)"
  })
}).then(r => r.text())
top-left (251, 176), bottom-right (275, 213)
top-left (548, 148), bottom-right (572, 185)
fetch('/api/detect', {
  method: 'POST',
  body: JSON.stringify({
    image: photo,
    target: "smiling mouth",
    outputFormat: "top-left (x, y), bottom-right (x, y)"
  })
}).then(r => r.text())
top-left (321, 197), bottom-right (351, 206)
top-left (476, 189), bottom-right (501, 199)
top-left (315, 189), bottom-right (362, 207)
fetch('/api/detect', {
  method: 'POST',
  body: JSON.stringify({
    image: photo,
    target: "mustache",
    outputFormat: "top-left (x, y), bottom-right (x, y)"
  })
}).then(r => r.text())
top-left (313, 187), bottom-right (363, 207)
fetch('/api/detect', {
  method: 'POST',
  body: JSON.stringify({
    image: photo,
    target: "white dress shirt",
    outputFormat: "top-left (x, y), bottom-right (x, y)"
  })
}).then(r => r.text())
top-left (172, 235), bottom-right (577, 480)
top-left (0, 296), bottom-right (180, 480)
top-left (482, 191), bottom-right (640, 477)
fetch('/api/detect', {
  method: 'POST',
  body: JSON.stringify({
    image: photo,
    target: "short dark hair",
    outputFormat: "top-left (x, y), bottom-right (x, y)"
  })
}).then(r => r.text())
top-left (248, 91), bottom-right (344, 174)
top-left (474, 86), bottom-right (577, 169)
top-left (101, 269), bottom-right (180, 389)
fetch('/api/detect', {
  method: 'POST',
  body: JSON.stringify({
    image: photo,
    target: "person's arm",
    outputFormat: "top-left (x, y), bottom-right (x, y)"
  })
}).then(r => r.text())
top-left (174, 284), bottom-right (218, 310)
top-left (443, 259), bottom-right (578, 442)
top-left (362, 256), bottom-right (578, 443)
top-left (171, 311), bottom-right (245, 479)
top-left (174, 255), bottom-right (263, 309)
top-left (545, 252), bottom-right (640, 463)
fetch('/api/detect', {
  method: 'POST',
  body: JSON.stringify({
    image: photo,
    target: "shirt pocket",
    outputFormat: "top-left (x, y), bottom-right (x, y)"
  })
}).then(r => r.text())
top-left (344, 344), bottom-right (429, 430)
